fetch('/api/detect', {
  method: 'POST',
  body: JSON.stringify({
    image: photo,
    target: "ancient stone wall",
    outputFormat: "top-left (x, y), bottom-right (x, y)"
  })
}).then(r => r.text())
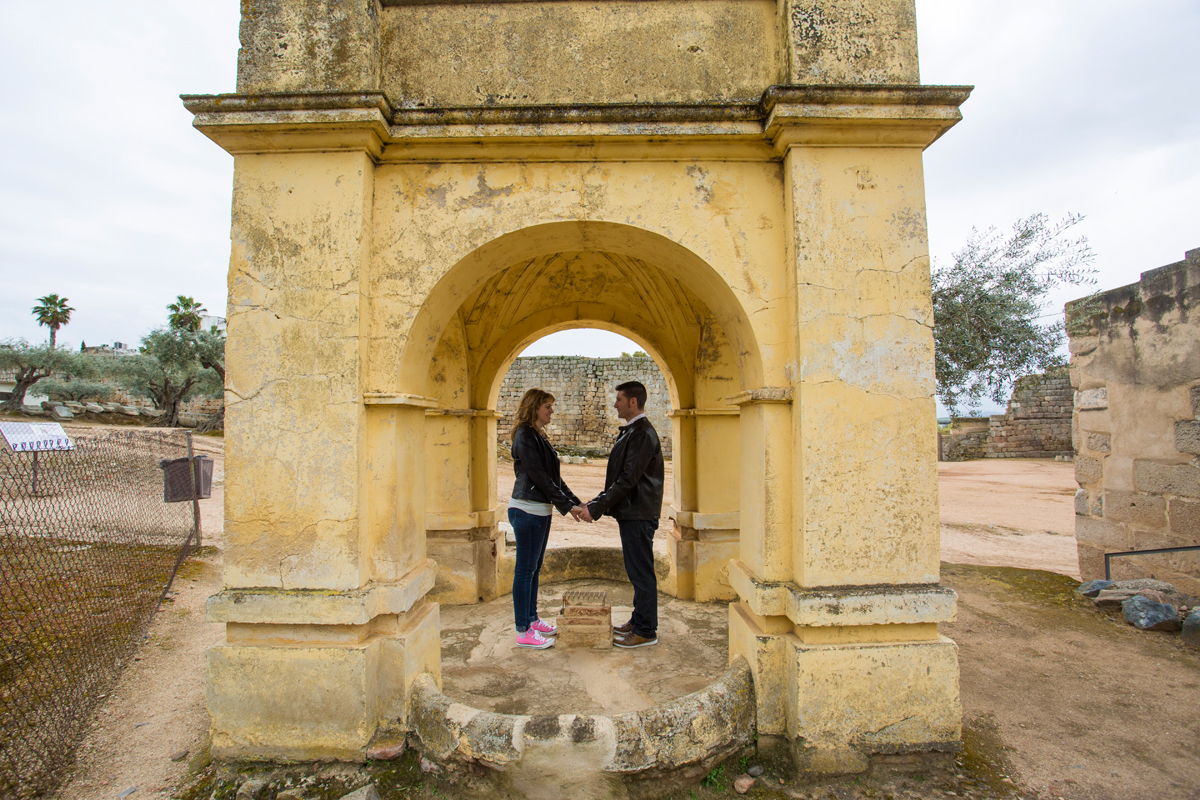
top-left (1067, 247), bottom-right (1200, 595)
top-left (986, 370), bottom-right (1073, 458)
top-left (939, 417), bottom-right (989, 462)
top-left (496, 356), bottom-right (673, 458)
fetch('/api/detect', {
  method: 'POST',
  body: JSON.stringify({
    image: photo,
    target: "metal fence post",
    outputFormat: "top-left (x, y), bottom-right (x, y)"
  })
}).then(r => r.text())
top-left (186, 432), bottom-right (202, 548)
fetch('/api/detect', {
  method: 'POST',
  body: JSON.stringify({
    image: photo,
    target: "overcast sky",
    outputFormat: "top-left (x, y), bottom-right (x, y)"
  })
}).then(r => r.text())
top-left (1, 1), bottom-right (1196, 403)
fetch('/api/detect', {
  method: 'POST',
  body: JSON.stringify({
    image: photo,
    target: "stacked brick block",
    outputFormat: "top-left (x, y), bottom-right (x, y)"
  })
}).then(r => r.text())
top-left (497, 356), bottom-right (673, 457)
top-left (986, 370), bottom-right (1073, 458)
top-left (1067, 247), bottom-right (1200, 595)
top-left (554, 590), bottom-right (613, 649)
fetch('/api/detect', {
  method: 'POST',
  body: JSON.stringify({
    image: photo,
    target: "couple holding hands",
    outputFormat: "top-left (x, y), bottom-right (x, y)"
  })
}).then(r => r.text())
top-left (507, 381), bottom-right (664, 650)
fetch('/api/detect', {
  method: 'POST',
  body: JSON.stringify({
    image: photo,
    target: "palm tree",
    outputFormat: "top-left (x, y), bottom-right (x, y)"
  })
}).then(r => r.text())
top-left (31, 294), bottom-right (74, 350)
top-left (168, 296), bottom-right (207, 333)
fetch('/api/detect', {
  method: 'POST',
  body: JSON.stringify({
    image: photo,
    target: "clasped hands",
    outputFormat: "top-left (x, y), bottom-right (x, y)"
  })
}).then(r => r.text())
top-left (570, 504), bottom-right (595, 523)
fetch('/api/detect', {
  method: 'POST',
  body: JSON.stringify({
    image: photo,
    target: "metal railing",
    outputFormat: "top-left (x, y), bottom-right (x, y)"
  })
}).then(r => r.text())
top-left (1104, 545), bottom-right (1200, 581)
top-left (0, 428), bottom-right (200, 799)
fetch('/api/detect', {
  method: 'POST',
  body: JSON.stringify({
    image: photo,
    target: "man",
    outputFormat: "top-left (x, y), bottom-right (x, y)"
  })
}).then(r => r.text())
top-left (575, 381), bottom-right (665, 648)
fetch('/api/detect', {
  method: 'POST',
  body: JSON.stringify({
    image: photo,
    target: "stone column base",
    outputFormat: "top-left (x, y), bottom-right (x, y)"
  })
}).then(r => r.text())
top-left (206, 562), bottom-right (441, 761)
top-left (728, 571), bottom-right (962, 776)
top-left (427, 527), bottom-right (501, 606)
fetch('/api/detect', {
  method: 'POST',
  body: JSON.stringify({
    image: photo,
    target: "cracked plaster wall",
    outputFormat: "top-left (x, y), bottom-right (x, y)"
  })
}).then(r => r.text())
top-left (372, 161), bottom-right (786, 399)
top-left (225, 151), bottom-right (378, 591)
top-left (786, 146), bottom-right (940, 588)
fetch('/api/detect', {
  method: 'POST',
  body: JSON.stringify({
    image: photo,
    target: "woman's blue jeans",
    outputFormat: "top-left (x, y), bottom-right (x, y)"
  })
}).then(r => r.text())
top-left (509, 507), bottom-right (552, 632)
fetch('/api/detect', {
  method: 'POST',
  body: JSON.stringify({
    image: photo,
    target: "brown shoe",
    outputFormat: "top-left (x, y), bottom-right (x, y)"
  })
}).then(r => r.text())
top-left (613, 620), bottom-right (633, 635)
top-left (613, 631), bottom-right (658, 649)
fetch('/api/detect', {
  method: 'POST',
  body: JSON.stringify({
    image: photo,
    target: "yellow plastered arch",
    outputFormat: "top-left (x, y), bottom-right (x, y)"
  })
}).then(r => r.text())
top-left (398, 220), bottom-right (764, 402)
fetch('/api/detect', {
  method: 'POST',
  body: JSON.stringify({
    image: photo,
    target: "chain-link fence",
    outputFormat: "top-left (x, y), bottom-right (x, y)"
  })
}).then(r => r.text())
top-left (0, 428), bottom-right (201, 799)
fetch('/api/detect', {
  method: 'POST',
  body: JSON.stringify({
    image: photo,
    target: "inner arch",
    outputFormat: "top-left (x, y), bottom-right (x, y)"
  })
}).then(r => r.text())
top-left (397, 220), bottom-right (764, 400)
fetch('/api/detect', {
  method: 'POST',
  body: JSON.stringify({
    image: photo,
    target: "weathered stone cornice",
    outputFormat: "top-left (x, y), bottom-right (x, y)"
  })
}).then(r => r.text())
top-left (181, 91), bottom-right (393, 116)
top-left (181, 84), bottom-right (972, 157)
top-left (206, 559), bottom-right (438, 625)
top-left (729, 559), bottom-right (957, 626)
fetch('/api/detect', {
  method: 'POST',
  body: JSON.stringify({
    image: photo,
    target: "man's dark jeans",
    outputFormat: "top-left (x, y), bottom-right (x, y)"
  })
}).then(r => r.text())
top-left (618, 519), bottom-right (658, 638)
top-left (509, 508), bottom-right (552, 632)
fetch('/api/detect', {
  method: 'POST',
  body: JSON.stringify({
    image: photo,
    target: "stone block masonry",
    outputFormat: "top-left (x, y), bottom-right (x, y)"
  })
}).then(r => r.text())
top-left (1067, 247), bottom-right (1200, 595)
top-left (554, 589), bottom-right (613, 650)
top-left (940, 417), bottom-right (988, 462)
top-left (497, 356), bottom-right (673, 458)
top-left (987, 369), bottom-right (1074, 459)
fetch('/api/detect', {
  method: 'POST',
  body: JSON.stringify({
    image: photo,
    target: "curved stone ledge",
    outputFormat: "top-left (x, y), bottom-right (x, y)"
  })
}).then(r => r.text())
top-left (497, 545), bottom-right (671, 592)
top-left (408, 656), bottom-right (754, 782)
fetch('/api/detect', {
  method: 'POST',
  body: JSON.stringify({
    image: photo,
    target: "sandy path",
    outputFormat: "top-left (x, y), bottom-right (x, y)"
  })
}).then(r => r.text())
top-left (496, 459), bottom-right (676, 552)
top-left (939, 459), bottom-right (1081, 579)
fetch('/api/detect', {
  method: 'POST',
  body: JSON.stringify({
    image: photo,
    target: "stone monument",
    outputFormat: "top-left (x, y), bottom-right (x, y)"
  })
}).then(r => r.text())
top-left (186, 0), bottom-right (970, 776)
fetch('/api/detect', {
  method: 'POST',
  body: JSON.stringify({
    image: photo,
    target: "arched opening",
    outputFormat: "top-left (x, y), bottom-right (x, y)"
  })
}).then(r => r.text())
top-left (435, 327), bottom-right (741, 719)
top-left (406, 226), bottom-right (758, 613)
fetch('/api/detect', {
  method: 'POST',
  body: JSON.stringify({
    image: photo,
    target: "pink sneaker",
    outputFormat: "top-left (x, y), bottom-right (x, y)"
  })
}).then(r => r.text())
top-left (529, 618), bottom-right (557, 636)
top-left (515, 629), bottom-right (554, 649)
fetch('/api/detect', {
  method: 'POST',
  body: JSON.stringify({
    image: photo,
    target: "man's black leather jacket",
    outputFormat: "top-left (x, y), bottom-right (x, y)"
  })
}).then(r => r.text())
top-left (510, 425), bottom-right (580, 515)
top-left (587, 416), bottom-right (665, 521)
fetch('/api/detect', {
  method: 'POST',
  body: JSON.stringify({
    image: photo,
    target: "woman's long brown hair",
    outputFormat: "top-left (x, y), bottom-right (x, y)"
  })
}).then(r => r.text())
top-left (511, 388), bottom-right (555, 441)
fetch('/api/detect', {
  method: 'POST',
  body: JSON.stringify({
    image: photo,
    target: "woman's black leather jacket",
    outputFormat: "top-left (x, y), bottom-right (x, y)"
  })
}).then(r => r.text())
top-left (511, 425), bottom-right (580, 515)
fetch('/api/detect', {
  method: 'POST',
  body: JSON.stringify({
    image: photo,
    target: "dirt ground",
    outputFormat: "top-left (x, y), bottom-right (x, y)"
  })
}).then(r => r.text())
top-left (46, 446), bottom-right (1200, 800)
top-left (496, 458), bottom-right (677, 552)
top-left (939, 460), bottom-right (1082, 579)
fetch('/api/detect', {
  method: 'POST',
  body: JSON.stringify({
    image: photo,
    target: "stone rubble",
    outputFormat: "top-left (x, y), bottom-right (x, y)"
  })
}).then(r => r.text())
top-left (338, 784), bottom-right (380, 800)
top-left (1077, 578), bottom-right (1199, 641)
top-left (1182, 610), bottom-right (1200, 646)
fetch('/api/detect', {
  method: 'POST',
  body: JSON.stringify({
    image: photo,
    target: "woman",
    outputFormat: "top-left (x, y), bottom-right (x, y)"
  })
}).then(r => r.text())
top-left (508, 388), bottom-right (581, 649)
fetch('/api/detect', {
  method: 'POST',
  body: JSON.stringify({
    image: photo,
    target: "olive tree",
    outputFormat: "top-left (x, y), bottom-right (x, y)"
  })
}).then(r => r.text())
top-left (111, 328), bottom-right (221, 427)
top-left (0, 341), bottom-right (95, 411)
top-left (933, 213), bottom-right (1097, 415)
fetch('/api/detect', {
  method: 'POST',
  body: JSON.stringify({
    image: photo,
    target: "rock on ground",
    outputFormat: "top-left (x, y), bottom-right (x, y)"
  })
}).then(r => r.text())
top-left (1183, 610), bottom-right (1200, 646)
top-left (339, 784), bottom-right (380, 800)
top-left (1122, 595), bottom-right (1181, 631)
top-left (1075, 579), bottom-right (1113, 597)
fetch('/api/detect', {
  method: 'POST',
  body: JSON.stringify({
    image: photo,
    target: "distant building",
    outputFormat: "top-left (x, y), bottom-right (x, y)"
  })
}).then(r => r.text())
top-left (81, 342), bottom-right (138, 356)
top-left (200, 315), bottom-right (227, 334)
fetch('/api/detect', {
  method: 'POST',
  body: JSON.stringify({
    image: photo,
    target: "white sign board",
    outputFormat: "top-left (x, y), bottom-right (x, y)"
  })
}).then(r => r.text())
top-left (0, 422), bottom-right (75, 453)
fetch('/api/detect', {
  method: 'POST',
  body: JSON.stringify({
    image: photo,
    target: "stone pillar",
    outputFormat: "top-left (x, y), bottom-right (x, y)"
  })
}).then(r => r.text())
top-left (729, 94), bottom-right (963, 773)
top-left (667, 411), bottom-right (699, 599)
top-left (471, 411), bottom-right (502, 601)
top-left (668, 409), bottom-right (742, 602)
top-left (204, 145), bottom-right (439, 758)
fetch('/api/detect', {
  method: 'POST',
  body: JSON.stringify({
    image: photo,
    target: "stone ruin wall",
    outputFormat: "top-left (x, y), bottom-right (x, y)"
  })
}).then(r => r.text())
top-left (940, 418), bottom-right (989, 462)
top-left (497, 356), bottom-right (673, 458)
top-left (939, 370), bottom-right (1073, 462)
top-left (987, 369), bottom-right (1074, 458)
top-left (1068, 247), bottom-right (1200, 595)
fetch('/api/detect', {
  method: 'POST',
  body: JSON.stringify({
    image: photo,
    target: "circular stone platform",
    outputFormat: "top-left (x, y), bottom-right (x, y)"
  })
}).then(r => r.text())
top-left (438, 578), bottom-right (730, 716)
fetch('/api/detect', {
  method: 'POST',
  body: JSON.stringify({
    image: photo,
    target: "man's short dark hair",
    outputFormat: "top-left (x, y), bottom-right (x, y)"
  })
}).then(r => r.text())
top-left (616, 381), bottom-right (648, 410)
